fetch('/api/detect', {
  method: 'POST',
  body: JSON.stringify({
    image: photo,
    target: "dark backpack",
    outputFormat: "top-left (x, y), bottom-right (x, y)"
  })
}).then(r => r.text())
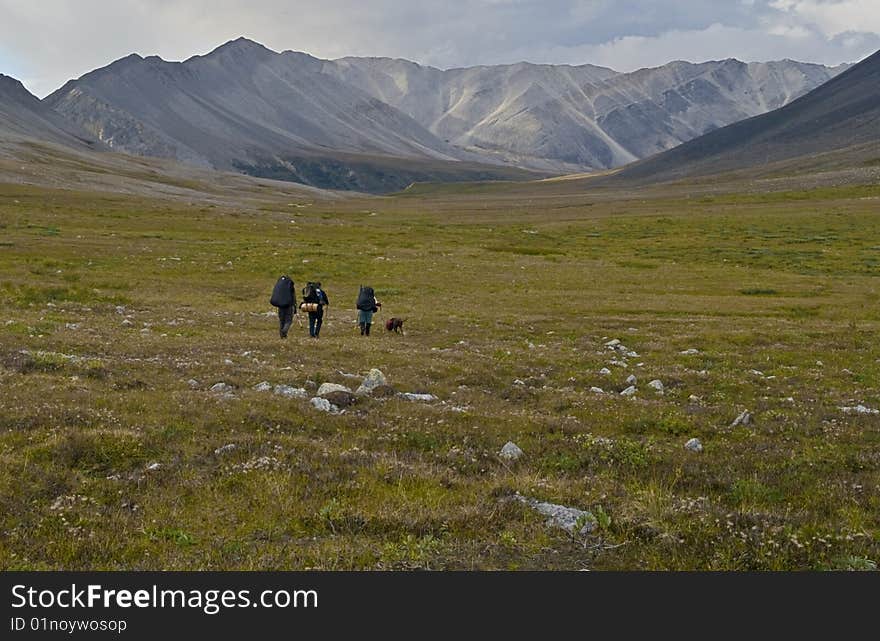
top-left (302, 282), bottom-right (318, 302)
top-left (270, 276), bottom-right (294, 307)
top-left (356, 285), bottom-right (375, 311)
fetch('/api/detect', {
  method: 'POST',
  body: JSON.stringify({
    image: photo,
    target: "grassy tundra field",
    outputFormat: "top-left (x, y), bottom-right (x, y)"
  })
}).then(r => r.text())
top-left (0, 177), bottom-right (878, 570)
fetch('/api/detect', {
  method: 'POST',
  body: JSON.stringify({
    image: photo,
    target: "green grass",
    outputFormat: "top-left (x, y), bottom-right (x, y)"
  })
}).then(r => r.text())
top-left (0, 179), bottom-right (878, 570)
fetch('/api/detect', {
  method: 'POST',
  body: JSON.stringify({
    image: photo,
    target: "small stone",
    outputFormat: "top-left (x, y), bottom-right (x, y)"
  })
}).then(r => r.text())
top-left (648, 379), bottom-right (664, 393)
top-left (680, 348), bottom-right (700, 355)
top-left (499, 441), bottom-right (524, 461)
top-left (688, 394), bottom-right (701, 403)
top-left (253, 381), bottom-right (272, 392)
top-left (590, 387), bottom-right (605, 394)
top-left (317, 382), bottom-right (352, 396)
top-left (146, 462), bottom-right (162, 471)
top-left (626, 374), bottom-right (637, 385)
top-left (684, 438), bottom-right (703, 453)
top-left (274, 385), bottom-right (307, 399)
top-left (400, 392), bottom-right (439, 402)
top-left (515, 494), bottom-right (596, 535)
top-left (310, 397), bottom-right (340, 413)
top-left (605, 339), bottom-right (621, 348)
top-left (355, 368), bottom-right (387, 395)
top-left (224, 359), bottom-right (234, 366)
top-left (839, 404), bottom-right (879, 415)
top-left (729, 410), bottom-right (752, 428)
top-left (370, 384), bottom-right (398, 398)
top-left (187, 379), bottom-right (200, 388)
top-left (122, 319), bottom-right (133, 326)
top-left (620, 385), bottom-right (637, 397)
top-left (598, 367), bottom-right (611, 376)
top-left (214, 444), bottom-right (236, 455)
top-left (210, 382), bottom-right (232, 393)
top-left (323, 390), bottom-right (358, 407)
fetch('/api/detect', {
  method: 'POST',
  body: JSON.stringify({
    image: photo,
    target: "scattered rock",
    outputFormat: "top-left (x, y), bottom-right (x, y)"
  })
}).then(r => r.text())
top-left (684, 438), bottom-right (703, 453)
top-left (274, 385), bottom-right (308, 399)
top-left (680, 348), bottom-right (700, 355)
top-left (223, 359), bottom-right (234, 366)
top-left (648, 379), bottom-right (664, 393)
top-left (626, 374), bottom-right (637, 385)
top-left (370, 384), bottom-right (398, 398)
top-left (253, 381), bottom-right (272, 392)
top-left (688, 395), bottom-right (701, 403)
top-left (317, 382), bottom-right (352, 396)
top-left (355, 368), bottom-right (387, 395)
top-left (146, 462), bottom-right (162, 471)
top-left (590, 387), bottom-right (605, 394)
top-left (598, 367), bottom-right (611, 376)
top-left (513, 379), bottom-right (526, 386)
top-left (187, 379), bottom-right (200, 389)
top-left (121, 319), bottom-right (133, 326)
top-left (515, 494), bottom-right (596, 535)
top-left (604, 339), bottom-right (621, 348)
top-left (839, 405), bottom-right (879, 415)
top-left (210, 382), bottom-right (233, 394)
top-left (214, 444), bottom-right (236, 455)
top-left (310, 397), bottom-right (340, 413)
top-left (499, 441), bottom-right (524, 461)
top-left (620, 385), bottom-right (637, 397)
top-left (729, 410), bottom-right (752, 428)
top-left (400, 392), bottom-right (439, 402)
top-left (322, 390), bottom-right (358, 408)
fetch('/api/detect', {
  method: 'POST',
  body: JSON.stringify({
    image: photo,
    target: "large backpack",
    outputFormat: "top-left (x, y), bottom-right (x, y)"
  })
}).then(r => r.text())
top-left (356, 285), bottom-right (375, 311)
top-left (270, 275), bottom-right (294, 307)
top-left (302, 282), bottom-right (318, 302)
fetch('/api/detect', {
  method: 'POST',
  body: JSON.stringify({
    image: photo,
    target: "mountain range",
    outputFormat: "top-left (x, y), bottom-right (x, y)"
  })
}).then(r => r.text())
top-left (28, 37), bottom-right (844, 190)
top-left (1, 38), bottom-right (871, 192)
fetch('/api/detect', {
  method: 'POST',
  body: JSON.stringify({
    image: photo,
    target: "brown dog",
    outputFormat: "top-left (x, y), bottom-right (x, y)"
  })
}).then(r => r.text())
top-left (385, 317), bottom-right (405, 334)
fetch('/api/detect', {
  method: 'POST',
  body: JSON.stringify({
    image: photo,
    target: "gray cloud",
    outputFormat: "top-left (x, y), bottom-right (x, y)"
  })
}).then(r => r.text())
top-left (1, 0), bottom-right (878, 97)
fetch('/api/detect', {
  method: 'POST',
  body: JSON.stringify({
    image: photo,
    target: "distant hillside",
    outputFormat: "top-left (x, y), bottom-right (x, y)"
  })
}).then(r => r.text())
top-left (611, 49), bottom-right (880, 184)
top-left (0, 74), bottom-right (101, 150)
top-left (328, 56), bottom-right (846, 172)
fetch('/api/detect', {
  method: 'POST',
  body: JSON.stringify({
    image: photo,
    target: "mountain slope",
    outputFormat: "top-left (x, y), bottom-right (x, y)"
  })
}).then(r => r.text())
top-left (0, 74), bottom-right (101, 149)
top-left (325, 56), bottom-right (846, 171)
top-left (610, 48), bottom-right (880, 184)
top-left (45, 39), bottom-right (464, 167)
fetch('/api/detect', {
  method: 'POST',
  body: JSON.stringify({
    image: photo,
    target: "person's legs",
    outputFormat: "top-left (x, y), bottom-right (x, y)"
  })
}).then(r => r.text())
top-left (308, 312), bottom-right (317, 337)
top-left (363, 310), bottom-right (373, 336)
top-left (358, 310), bottom-right (366, 335)
top-left (314, 309), bottom-right (324, 337)
top-left (279, 306), bottom-right (293, 338)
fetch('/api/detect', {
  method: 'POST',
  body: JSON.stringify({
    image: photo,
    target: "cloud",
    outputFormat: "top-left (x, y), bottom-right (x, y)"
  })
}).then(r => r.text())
top-left (0, 0), bottom-right (877, 97)
top-left (769, 0), bottom-right (880, 37)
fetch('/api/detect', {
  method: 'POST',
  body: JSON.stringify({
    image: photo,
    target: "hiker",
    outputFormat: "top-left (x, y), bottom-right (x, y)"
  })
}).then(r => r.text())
top-left (301, 281), bottom-right (329, 338)
top-left (356, 285), bottom-right (381, 336)
top-left (270, 275), bottom-right (297, 339)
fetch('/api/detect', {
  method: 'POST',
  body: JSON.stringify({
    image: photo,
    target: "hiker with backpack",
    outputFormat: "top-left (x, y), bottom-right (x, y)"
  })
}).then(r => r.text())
top-left (301, 281), bottom-right (329, 338)
top-left (356, 285), bottom-right (381, 336)
top-left (270, 275), bottom-right (297, 339)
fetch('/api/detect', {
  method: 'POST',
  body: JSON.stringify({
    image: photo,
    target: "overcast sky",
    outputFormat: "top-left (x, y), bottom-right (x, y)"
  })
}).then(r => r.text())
top-left (2, 0), bottom-right (879, 97)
